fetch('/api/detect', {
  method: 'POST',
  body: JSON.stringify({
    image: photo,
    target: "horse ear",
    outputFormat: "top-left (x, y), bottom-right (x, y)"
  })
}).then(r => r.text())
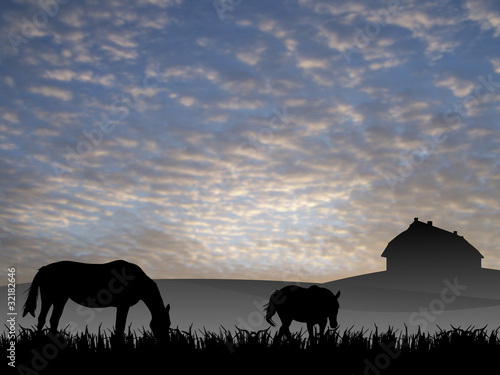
top-left (335, 291), bottom-right (341, 299)
top-left (166, 303), bottom-right (170, 312)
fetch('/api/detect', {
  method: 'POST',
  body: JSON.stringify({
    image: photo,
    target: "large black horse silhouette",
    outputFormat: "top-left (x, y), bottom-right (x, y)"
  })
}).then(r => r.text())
top-left (265, 285), bottom-right (340, 341)
top-left (22, 260), bottom-right (170, 341)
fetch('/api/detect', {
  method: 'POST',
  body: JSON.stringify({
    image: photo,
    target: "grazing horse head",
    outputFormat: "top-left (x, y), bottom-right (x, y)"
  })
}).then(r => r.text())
top-left (150, 303), bottom-right (171, 341)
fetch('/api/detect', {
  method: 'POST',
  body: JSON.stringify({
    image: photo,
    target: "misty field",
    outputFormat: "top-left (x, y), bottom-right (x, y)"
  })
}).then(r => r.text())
top-left (3, 325), bottom-right (500, 374)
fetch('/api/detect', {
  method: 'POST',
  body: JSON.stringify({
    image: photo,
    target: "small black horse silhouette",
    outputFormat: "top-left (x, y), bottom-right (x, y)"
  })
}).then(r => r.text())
top-left (265, 285), bottom-right (340, 341)
top-left (22, 260), bottom-right (170, 341)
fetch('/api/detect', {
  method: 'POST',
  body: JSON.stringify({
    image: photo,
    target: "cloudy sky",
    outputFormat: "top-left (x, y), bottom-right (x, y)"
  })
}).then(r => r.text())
top-left (0, 0), bottom-right (499, 284)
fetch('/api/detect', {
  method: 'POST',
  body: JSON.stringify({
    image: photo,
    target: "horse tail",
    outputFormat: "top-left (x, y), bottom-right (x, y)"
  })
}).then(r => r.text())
top-left (264, 290), bottom-right (279, 327)
top-left (264, 303), bottom-right (276, 327)
top-left (22, 268), bottom-right (43, 318)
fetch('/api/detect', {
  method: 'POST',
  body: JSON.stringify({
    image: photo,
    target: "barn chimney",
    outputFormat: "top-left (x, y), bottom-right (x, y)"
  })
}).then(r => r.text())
top-left (414, 217), bottom-right (418, 221)
top-left (453, 231), bottom-right (458, 235)
top-left (427, 221), bottom-right (433, 226)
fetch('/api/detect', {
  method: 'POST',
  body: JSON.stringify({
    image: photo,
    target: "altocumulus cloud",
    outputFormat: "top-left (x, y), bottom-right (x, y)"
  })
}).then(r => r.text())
top-left (0, 0), bottom-right (499, 284)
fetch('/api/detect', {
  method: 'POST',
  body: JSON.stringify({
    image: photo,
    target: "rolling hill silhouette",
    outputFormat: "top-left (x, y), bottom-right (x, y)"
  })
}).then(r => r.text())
top-left (3, 218), bottom-right (500, 334)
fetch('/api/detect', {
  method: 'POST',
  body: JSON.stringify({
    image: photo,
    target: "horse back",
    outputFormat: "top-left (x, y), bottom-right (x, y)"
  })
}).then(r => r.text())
top-left (38, 260), bottom-right (151, 307)
top-left (277, 285), bottom-right (337, 315)
top-left (42, 260), bottom-right (146, 280)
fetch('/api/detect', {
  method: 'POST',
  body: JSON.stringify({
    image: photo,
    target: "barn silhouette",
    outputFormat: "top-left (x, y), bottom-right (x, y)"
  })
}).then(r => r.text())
top-left (381, 217), bottom-right (483, 276)
top-left (324, 218), bottom-right (500, 312)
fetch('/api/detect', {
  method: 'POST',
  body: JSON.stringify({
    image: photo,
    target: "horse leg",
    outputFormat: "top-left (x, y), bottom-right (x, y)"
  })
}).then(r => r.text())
top-left (277, 326), bottom-right (290, 342)
top-left (115, 305), bottom-right (130, 338)
top-left (319, 319), bottom-right (327, 339)
top-left (307, 322), bottom-right (315, 343)
top-left (319, 317), bottom-right (327, 339)
top-left (278, 318), bottom-right (292, 342)
top-left (49, 298), bottom-right (68, 334)
top-left (37, 298), bottom-right (52, 333)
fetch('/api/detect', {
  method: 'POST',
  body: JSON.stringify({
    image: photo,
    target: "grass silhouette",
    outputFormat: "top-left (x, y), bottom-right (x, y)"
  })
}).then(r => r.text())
top-left (3, 325), bottom-right (500, 374)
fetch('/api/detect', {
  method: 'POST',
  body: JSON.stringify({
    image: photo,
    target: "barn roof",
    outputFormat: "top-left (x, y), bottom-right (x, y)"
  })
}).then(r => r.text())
top-left (381, 218), bottom-right (484, 259)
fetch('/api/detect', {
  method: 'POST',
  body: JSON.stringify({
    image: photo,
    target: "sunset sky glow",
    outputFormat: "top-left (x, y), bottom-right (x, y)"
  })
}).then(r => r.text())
top-left (1, 0), bottom-right (499, 284)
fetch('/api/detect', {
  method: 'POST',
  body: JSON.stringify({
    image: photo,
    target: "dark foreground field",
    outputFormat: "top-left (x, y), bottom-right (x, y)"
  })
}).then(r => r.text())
top-left (3, 325), bottom-right (500, 374)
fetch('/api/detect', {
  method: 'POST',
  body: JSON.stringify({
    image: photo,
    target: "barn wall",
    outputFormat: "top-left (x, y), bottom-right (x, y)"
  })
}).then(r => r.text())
top-left (386, 254), bottom-right (481, 274)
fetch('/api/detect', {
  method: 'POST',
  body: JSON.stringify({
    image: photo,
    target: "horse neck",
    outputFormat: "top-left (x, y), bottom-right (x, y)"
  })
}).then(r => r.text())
top-left (141, 280), bottom-right (165, 319)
